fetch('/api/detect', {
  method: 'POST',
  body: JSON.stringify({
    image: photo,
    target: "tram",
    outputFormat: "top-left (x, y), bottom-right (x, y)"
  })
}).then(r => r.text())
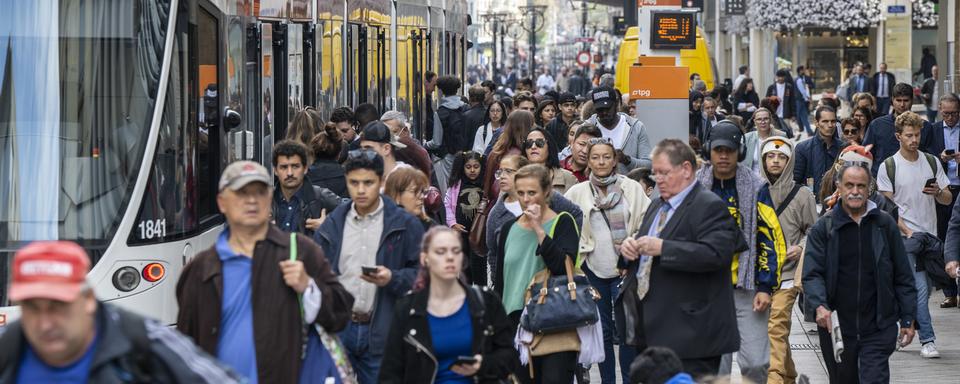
top-left (0, 0), bottom-right (469, 325)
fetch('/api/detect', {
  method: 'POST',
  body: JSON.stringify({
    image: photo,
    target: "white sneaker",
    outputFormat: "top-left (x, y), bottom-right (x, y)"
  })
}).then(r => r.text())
top-left (921, 342), bottom-right (941, 358)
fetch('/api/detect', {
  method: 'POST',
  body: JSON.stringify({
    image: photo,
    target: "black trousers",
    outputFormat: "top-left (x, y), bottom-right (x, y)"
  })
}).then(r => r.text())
top-left (817, 324), bottom-right (897, 384)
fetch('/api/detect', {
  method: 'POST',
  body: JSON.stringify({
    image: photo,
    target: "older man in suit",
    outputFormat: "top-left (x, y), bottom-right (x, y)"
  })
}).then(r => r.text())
top-left (619, 139), bottom-right (746, 379)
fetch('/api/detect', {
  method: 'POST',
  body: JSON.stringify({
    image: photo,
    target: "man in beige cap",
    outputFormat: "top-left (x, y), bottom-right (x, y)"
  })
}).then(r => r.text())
top-left (176, 160), bottom-right (354, 383)
top-left (0, 241), bottom-right (238, 382)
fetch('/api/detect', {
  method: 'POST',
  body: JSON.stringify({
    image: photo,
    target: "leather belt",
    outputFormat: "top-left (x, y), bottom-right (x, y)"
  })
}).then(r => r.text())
top-left (351, 312), bottom-right (372, 324)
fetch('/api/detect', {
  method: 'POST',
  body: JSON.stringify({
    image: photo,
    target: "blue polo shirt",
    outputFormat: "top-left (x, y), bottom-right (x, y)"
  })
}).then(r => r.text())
top-left (17, 324), bottom-right (99, 383)
top-left (215, 229), bottom-right (258, 383)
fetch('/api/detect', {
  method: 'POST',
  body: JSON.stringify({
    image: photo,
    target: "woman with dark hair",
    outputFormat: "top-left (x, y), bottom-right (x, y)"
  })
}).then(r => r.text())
top-left (732, 78), bottom-right (760, 121)
top-left (853, 106), bottom-right (874, 132)
top-left (308, 122), bottom-right (347, 197)
top-left (524, 127), bottom-right (578, 194)
top-left (563, 137), bottom-right (651, 384)
top-left (711, 84), bottom-right (734, 115)
top-left (383, 167), bottom-right (437, 231)
top-left (535, 99), bottom-right (557, 127)
top-left (444, 151), bottom-right (487, 285)
top-left (689, 91), bottom-right (707, 143)
top-left (380, 227), bottom-right (518, 383)
top-left (840, 117), bottom-right (863, 145)
top-left (474, 100), bottom-right (507, 153)
top-left (484, 110), bottom-right (536, 201)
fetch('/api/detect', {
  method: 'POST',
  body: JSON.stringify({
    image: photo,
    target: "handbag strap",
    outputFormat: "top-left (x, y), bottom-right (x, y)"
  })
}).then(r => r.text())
top-left (536, 212), bottom-right (579, 304)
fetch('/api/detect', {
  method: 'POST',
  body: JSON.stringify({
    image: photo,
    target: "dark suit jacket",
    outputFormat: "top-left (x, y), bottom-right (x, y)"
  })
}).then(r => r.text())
top-left (846, 74), bottom-right (873, 100)
top-left (766, 82), bottom-right (796, 119)
top-left (618, 182), bottom-right (745, 359)
top-left (870, 72), bottom-right (896, 98)
top-left (921, 120), bottom-right (956, 175)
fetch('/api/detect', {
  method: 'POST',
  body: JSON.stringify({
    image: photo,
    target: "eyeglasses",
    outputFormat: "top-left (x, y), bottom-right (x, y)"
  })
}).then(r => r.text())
top-left (587, 137), bottom-right (613, 146)
top-left (842, 129), bottom-right (859, 135)
top-left (495, 168), bottom-right (517, 179)
top-left (942, 111), bottom-right (960, 117)
top-left (405, 187), bottom-right (429, 199)
top-left (347, 149), bottom-right (379, 162)
top-left (524, 138), bottom-right (547, 149)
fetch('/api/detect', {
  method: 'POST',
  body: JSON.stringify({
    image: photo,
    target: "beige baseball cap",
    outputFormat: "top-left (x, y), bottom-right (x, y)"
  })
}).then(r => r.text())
top-left (218, 160), bottom-right (272, 192)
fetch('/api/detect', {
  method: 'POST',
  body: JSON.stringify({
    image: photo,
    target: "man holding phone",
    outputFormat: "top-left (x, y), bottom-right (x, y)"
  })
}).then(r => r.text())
top-left (877, 111), bottom-right (952, 359)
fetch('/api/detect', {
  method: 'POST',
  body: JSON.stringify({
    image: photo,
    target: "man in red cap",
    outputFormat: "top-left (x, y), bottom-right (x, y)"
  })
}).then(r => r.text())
top-left (0, 241), bottom-right (239, 383)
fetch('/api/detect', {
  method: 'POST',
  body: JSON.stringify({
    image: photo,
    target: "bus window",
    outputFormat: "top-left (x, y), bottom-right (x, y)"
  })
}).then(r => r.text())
top-left (196, 5), bottom-right (221, 222)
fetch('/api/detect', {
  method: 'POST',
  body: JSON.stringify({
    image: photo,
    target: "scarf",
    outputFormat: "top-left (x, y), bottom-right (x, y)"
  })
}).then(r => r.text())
top-left (590, 174), bottom-right (627, 250)
top-left (697, 165), bottom-right (763, 291)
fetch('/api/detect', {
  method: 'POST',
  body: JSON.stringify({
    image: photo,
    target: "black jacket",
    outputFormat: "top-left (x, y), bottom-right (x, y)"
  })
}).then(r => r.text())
top-left (545, 116), bottom-right (571, 146)
top-left (618, 182), bottom-right (745, 359)
top-left (491, 213), bottom-right (580, 300)
top-left (379, 283), bottom-right (519, 383)
top-left (0, 302), bottom-right (241, 383)
top-left (463, 104), bottom-right (488, 145)
top-left (765, 82), bottom-right (797, 119)
top-left (870, 72), bottom-right (896, 99)
top-left (307, 158), bottom-right (347, 198)
top-left (921, 120), bottom-right (956, 173)
top-left (802, 202), bottom-right (917, 331)
top-left (271, 181), bottom-right (342, 237)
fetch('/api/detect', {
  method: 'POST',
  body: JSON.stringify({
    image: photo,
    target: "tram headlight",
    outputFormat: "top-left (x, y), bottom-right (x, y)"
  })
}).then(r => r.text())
top-left (112, 266), bottom-right (141, 292)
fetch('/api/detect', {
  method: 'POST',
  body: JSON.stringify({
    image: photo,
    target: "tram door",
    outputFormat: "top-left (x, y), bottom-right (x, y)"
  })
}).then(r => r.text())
top-left (369, 26), bottom-right (387, 113)
top-left (346, 23), bottom-right (368, 108)
top-left (254, 22), bottom-right (274, 166)
top-left (410, 29), bottom-right (425, 141)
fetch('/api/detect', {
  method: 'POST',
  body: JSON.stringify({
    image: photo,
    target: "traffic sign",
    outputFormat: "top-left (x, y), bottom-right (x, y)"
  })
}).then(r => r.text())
top-left (577, 51), bottom-right (592, 66)
top-left (888, 5), bottom-right (906, 13)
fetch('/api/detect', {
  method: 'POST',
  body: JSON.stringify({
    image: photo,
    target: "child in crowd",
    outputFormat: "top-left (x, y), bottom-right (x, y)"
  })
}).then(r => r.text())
top-left (444, 151), bottom-right (486, 284)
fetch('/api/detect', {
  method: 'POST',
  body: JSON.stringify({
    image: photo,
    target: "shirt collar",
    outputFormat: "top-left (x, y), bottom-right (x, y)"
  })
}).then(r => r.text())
top-left (944, 121), bottom-right (960, 130)
top-left (216, 228), bottom-right (248, 261)
top-left (350, 197), bottom-right (385, 221)
top-left (664, 180), bottom-right (698, 210)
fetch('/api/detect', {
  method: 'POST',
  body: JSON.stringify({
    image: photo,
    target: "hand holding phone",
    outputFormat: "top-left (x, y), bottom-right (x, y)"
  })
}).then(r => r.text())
top-left (453, 355), bottom-right (479, 366)
top-left (361, 266), bottom-right (379, 276)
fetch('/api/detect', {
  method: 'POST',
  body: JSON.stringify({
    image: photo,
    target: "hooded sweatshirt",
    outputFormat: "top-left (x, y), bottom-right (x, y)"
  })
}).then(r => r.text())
top-left (759, 136), bottom-right (819, 282)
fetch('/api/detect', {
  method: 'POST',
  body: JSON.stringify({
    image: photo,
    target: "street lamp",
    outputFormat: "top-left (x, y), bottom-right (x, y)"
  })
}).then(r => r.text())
top-left (481, 12), bottom-right (510, 83)
top-left (518, 4), bottom-right (547, 77)
top-left (505, 19), bottom-right (524, 71)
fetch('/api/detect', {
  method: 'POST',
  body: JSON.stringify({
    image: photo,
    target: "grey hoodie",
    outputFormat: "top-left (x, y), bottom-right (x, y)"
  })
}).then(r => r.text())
top-left (585, 112), bottom-right (652, 173)
top-left (425, 95), bottom-right (466, 151)
top-left (759, 136), bottom-right (819, 282)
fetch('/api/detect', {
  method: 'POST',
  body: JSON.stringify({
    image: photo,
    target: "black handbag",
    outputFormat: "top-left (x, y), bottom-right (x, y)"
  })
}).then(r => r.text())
top-left (520, 256), bottom-right (600, 334)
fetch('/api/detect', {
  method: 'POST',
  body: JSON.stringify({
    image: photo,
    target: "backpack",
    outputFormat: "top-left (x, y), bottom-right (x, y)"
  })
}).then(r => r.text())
top-left (883, 152), bottom-right (938, 195)
top-left (437, 104), bottom-right (469, 155)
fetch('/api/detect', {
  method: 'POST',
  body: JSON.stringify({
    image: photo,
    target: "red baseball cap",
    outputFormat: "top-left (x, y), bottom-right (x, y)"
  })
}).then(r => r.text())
top-left (9, 241), bottom-right (90, 302)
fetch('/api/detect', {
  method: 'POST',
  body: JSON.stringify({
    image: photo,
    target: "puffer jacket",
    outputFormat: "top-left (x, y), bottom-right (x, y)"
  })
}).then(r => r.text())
top-left (759, 136), bottom-right (819, 283)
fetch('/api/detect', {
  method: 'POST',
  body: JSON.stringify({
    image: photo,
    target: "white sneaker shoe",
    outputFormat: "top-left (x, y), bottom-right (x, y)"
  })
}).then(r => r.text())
top-left (921, 342), bottom-right (941, 358)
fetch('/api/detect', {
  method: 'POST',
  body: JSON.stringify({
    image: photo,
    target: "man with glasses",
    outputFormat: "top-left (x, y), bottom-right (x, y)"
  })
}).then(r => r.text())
top-left (585, 86), bottom-right (652, 173)
top-left (804, 161), bottom-right (917, 383)
top-left (546, 92), bottom-right (580, 145)
top-left (313, 150), bottom-right (425, 384)
top-left (620, 139), bottom-right (745, 379)
top-left (794, 106), bottom-right (843, 200)
top-left (864, 83), bottom-right (933, 175)
top-left (921, 94), bottom-right (960, 307)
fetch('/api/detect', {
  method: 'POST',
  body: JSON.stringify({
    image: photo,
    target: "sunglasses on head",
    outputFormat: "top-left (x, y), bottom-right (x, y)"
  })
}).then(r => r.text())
top-left (524, 138), bottom-right (547, 149)
top-left (347, 149), bottom-right (379, 161)
top-left (587, 137), bottom-right (613, 146)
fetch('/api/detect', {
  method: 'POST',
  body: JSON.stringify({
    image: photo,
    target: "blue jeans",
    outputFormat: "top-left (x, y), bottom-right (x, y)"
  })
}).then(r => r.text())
top-left (339, 322), bottom-right (382, 384)
top-left (903, 237), bottom-right (936, 344)
top-left (583, 263), bottom-right (636, 384)
top-left (796, 99), bottom-right (812, 135)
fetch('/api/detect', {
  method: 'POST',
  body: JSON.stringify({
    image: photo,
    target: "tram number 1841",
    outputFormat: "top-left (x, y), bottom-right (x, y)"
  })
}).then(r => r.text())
top-left (137, 219), bottom-right (168, 240)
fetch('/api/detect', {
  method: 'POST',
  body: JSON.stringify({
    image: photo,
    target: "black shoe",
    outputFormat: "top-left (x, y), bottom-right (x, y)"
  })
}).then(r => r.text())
top-left (940, 296), bottom-right (957, 308)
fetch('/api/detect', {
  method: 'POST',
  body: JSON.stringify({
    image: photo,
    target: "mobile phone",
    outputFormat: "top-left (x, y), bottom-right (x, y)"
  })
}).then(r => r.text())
top-left (925, 178), bottom-right (938, 189)
top-left (361, 266), bottom-right (378, 276)
top-left (453, 355), bottom-right (478, 366)
top-left (946, 149), bottom-right (956, 156)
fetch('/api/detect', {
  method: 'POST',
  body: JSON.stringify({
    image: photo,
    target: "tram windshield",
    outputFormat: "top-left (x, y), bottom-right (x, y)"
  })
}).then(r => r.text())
top-left (0, 0), bottom-right (170, 248)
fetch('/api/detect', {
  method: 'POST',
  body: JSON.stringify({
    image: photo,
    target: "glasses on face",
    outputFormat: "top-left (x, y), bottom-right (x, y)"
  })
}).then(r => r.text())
top-left (348, 149), bottom-right (379, 162)
top-left (524, 138), bottom-right (547, 149)
top-left (495, 168), bottom-right (517, 179)
top-left (942, 111), bottom-right (960, 117)
top-left (405, 187), bottom-right (429, 199)
top-left (842, 129), bottom-right (859, 136)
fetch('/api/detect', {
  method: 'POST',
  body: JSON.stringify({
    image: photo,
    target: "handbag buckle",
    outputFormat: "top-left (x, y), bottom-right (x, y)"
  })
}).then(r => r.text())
top-left (566, 282), bottom-right (577, 291)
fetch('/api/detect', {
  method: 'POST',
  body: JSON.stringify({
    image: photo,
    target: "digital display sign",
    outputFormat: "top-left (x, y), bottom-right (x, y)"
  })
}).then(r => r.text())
top-left (650, 11), bottom-right (696, 50)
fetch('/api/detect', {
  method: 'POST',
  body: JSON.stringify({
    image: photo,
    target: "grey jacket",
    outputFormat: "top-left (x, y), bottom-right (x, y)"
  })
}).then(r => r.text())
top-left (586, 113), bottom-right (652, 173)
top-left (484, 191), bottom-right (583, 283)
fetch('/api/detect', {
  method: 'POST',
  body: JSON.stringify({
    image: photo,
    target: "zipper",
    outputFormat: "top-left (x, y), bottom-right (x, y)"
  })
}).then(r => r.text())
top-left (856, 224), bottom-right (862, 341)
top-left (404, 334), bottom-right (438, 381)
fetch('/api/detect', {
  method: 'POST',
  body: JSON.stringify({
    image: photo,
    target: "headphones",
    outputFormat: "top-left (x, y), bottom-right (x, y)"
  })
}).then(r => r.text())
top-left (705, 120), bottom-right (747, 162)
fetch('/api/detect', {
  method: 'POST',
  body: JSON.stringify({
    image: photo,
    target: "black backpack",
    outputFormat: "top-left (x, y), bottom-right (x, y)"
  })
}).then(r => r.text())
top-left (437, 104), bottom-right (469, 156)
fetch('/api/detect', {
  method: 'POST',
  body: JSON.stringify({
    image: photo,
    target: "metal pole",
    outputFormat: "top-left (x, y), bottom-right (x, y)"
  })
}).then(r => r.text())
top-left (501, 24), bottom-right (506, 75)
top-left (714, 0), bottom-right (721, 83)
top-left (493, 20), bottom-right (499, 82)
top-left (529, 2), bottom-right (537, 76)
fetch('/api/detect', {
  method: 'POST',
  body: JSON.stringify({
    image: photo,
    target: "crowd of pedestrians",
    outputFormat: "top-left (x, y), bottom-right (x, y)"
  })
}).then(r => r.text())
top-left (2, 61), bottom-right (959, 384)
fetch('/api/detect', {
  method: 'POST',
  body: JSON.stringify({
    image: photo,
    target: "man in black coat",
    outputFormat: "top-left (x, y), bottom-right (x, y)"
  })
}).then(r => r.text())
top-left (618, 139), bottom-right (745, 379)
top-left (766, 69), bottom-right (796, 120)
top-left (803, 163), bottom-right (917, 383)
